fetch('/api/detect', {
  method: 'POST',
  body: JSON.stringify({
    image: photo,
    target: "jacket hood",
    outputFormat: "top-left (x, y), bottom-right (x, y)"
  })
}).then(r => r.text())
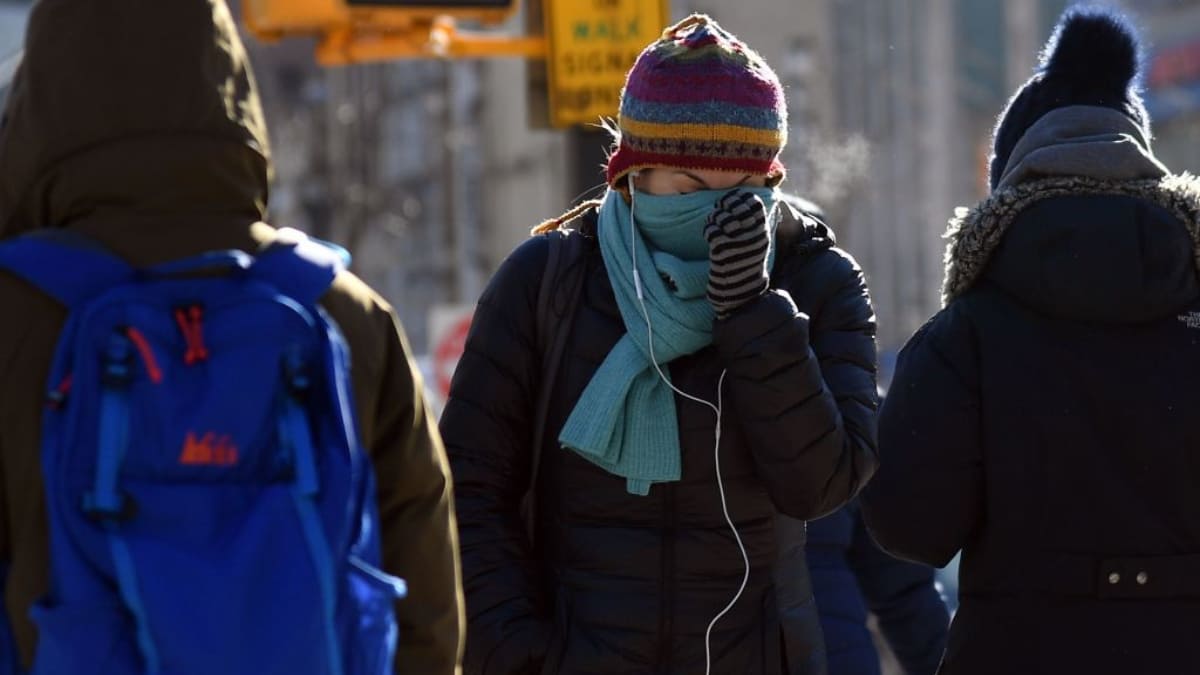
top-left (943, 173), bottom-right (1200, 322)
top-left (0, 0), bottom-right (271, 238)
top-left (996, 106), bottom-right (1165, 190)
top-left (943, 105), bottom-right (1200, 322)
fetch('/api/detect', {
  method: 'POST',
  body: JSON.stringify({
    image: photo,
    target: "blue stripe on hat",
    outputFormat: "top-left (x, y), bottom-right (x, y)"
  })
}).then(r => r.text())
top-left (620, 97), bottom-right (782, 131)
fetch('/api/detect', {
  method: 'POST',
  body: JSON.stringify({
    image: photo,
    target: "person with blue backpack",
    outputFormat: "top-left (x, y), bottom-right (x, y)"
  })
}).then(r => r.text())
top-left (0, 1), bottom-right (464, 674)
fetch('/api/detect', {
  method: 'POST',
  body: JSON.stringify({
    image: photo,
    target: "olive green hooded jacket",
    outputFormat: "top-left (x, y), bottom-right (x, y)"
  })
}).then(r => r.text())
top-left (0, 1), bottom-right (464, 672)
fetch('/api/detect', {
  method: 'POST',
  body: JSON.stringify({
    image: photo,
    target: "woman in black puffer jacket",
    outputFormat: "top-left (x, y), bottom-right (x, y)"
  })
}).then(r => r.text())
top-left (442, 15), bottom-right (877, 674)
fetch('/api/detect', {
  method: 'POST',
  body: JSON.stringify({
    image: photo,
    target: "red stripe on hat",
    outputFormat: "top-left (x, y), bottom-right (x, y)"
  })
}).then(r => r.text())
top-left (607, 149), bottom-right (784, 186)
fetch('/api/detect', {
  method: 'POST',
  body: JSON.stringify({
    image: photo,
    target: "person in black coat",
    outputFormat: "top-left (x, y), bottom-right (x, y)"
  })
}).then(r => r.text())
top-left (441, 14), bottom-right (878, 675)
top-left (863, 9), bottom-right (1200, 675)
top-left (806, 500), bottom-right (948, 675)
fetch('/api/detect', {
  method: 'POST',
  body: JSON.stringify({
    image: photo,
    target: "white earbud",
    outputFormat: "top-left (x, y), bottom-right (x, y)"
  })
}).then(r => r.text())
top-left (625, 171), bottom-right (749, 675)
top-left (629, 172), bottom-right (644, 301)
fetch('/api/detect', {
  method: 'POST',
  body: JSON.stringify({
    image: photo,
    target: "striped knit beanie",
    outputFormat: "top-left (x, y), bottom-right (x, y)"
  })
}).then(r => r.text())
top-left (605, 14), bottom-right (788, 188)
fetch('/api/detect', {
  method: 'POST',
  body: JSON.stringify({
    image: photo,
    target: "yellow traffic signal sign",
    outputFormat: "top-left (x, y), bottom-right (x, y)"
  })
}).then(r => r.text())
top-left (345, 0), bottom-right (516, 19)
top-left (242, 0), bottom-right (675, 130)
top-left (543, 0), bottom-right (669, 128)
top-left (244, 0), bottom-right (517, 40)
top-left (347, 0), bottom-right (513, 7)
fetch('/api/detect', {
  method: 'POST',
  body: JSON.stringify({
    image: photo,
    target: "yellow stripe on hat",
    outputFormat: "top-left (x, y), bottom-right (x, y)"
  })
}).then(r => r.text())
top-left (620, 119), bottom-right (784, 148)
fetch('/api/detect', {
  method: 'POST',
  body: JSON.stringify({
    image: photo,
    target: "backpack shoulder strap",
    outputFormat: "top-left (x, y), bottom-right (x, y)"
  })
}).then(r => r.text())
top-left (0, 230), bottom-right (134, 308)
top-left (522, 227), bottom-right (589, 538)
top-left (251, 229), bottom-right (347, 306)
top-left (0, 229), bottom-right (347, 309)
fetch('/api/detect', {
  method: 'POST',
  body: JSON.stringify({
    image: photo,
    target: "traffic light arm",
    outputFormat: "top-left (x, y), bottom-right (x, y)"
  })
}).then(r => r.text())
top-left (314, 16), bottom-right (546, 64)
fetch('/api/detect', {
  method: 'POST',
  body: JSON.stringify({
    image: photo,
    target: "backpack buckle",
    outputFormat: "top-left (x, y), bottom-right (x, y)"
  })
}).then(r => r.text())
top-left (102, 334), bottom-right (134, 387)
top-left (283, 346), bottom-right (310, 395)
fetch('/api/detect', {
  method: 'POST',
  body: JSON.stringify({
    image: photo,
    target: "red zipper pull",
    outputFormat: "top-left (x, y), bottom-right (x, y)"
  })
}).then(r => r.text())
top-left (175, 306), bottom-right (209, 365)
top-left (189, 306), bottom-right (209, 362)
top-left (125, 327), bottom-right (164, 384)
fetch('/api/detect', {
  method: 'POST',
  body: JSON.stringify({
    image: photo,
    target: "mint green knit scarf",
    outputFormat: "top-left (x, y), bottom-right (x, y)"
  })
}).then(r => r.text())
top-left (558, 186), bottom-right (777, 495)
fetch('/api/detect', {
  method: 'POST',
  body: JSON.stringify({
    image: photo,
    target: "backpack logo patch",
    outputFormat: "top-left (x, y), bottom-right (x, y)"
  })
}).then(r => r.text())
top-left (179, 431), bottom-right (239, 467)
top-left (1178, 311), bottom-right (1200, 329)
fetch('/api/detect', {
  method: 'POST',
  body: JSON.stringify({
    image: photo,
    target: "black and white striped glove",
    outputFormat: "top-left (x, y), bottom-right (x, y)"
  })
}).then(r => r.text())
top-left (704, 189), bottom-right (770, 319)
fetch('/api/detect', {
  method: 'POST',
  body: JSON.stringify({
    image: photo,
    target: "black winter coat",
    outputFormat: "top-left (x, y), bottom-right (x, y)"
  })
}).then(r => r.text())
top-left (863, 174), bottom-right (1200, 675)
top-left (442, 204), bottom-right (878, 674)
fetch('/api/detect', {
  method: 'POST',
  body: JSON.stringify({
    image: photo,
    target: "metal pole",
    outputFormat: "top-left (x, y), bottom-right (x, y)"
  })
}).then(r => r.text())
top-left (921, 0), bottom-right (958, 313)
top-left (445, 61), bottom-right (485, 303)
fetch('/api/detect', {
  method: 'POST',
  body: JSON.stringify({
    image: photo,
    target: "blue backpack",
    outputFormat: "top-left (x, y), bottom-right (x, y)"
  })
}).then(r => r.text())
top-left (0, 230), bottom-right (405, 675)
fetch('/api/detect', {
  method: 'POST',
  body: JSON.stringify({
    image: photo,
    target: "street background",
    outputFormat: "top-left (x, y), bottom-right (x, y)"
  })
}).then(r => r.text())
top-left (2, 0), bottom-right (1197, 400)
top-left (237, 0), bottom-right (1200, 404)
top-left (0, 1), bottom-right (1195, 671)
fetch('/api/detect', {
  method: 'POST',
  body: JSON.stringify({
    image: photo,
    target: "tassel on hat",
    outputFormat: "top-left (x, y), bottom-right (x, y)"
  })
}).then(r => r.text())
top-left (989, 7), bottom-right (1150, 191)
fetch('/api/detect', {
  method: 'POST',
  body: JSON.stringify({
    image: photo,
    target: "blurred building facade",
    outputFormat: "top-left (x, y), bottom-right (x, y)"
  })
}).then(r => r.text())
top-left (242, 21), bottom-right (491, 352)
top-left (1137, 0), bottom-right (1200, 172)
top-left (17, 0), bottom-right (1175, 367)
top-left (0, 1), bottom-right (1195, 358)
top-left (240, 0), bottom-right (846, 356)
top-left (827, 0), bottom-right (1077, 364)
top-left (0, 0), bottom-right (30, 108)
top-left (827, 0), bottom-right (1200, 364)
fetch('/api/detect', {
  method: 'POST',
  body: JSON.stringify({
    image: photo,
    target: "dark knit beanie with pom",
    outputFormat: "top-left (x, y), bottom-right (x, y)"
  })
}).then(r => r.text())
top-left (989, 7), bottom-right (1150, 191)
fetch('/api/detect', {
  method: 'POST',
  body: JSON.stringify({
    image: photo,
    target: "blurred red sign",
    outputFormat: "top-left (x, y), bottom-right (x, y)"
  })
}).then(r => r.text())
top-left (1149, 41), bottom-right (1200, 90)
top-left (430, 305), bottom-right (474, 400)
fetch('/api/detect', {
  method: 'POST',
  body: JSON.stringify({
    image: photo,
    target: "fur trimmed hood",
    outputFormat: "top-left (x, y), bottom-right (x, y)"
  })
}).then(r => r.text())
top-left (943, 105), bottom-right (1200, 317)
top-left (942, 173), bottom-right (1200, 306)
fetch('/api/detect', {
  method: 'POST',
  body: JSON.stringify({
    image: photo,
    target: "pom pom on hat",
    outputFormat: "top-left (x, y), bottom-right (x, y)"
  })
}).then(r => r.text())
top-left (989, 7), bottom-right (1149, 190)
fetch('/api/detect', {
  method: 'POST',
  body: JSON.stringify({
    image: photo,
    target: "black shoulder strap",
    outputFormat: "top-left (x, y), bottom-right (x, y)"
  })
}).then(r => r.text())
top-left (521, 228), bottom-right (588, 539)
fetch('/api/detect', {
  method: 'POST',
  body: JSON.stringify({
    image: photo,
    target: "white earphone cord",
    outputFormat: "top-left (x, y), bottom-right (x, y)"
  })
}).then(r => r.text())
top-left (629, 179), bottom-right (751, 675)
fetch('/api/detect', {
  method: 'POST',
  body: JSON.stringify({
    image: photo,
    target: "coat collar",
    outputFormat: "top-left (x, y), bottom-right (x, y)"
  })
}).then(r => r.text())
top-left (941, 173), bottom-right (1200, 306)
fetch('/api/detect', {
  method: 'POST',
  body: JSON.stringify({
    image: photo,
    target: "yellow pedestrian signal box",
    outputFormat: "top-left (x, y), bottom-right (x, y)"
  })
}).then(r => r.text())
top-left (242, 0), bottom-right (673, 128)
top-left (244, 0), bottom-right (517, 39)
top-left (348, 0), bottom-right (512, 5)
top-left (346, 0), bottom-right (515, 15)
top-left (543, 0), bottom-right (669, 128)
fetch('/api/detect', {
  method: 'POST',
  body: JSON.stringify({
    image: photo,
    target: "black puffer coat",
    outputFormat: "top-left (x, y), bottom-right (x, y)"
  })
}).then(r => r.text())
top-left (864, 167), bottom-right (1200, 673)
top-left (442, 201), bottom-right (878, 674)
